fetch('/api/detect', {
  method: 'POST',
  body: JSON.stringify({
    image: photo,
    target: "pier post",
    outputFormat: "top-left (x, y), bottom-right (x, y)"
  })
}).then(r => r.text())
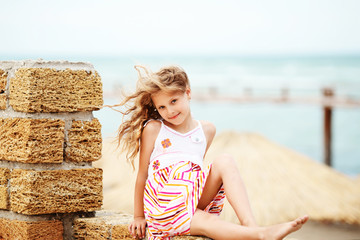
top-left (281, 87), bottom-right (289, 102)
top-left (244, 87), bottom-right (252, 98)
top-left (323, 88), bottom-right (334, 166)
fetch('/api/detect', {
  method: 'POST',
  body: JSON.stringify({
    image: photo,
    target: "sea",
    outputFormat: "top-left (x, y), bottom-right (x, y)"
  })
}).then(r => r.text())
top-left (8, 54), bottom-right (360, 177)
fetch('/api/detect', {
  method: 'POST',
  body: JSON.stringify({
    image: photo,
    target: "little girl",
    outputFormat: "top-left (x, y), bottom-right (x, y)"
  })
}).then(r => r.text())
top-left (114, 65), bottom-right (308, 240)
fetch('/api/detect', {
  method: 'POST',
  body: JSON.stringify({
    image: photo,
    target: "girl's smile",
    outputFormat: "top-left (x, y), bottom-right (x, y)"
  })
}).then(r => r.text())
top-left (169, 113), bottom-right (180, 119)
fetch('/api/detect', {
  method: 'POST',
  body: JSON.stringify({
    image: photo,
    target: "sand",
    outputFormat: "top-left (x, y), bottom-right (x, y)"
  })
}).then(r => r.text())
top-left (95, 134), bottom-right (360, 239)
top-left (288, 221), bottom-right (360, 240)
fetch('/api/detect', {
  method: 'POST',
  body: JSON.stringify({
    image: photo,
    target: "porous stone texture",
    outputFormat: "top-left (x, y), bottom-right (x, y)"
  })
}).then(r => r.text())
top-left (0, 168), bottom-right (10, 210)
top-left (73, 217), bottom-right (111, 239)
top-left (0, 187), bottom-right (8, 209)
top-left (73, 211), bottom-right (133, 240)
top-left (10, 168), bottom-right (103, 215)
top-left (73, 211), bottom-right (210, 240)
top-left (0, 95), bottom-right (6, 110)
top-left (111, 224), bottom-right (134, 240)
top-left (66, 118), bottom-right (102, 162)
top-left (0, 69), bottom-right (6, 110)
top-left (0, 218), bottom-right (63, 240)
top-left (0, 168), bottom-right (10, 185)
top-left (9, 68), bottom-right (103, 113)
top-left (0, 118), bottom-right (65, 163)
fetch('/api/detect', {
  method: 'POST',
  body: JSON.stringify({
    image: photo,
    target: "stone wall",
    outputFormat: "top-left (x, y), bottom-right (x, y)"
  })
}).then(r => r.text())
top-left (0, 60), bottom-right (103, 239)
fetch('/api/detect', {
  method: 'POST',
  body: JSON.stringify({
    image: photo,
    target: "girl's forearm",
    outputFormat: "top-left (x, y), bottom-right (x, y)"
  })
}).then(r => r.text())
top-left (134, 195), bottom-right (145, 218)
top-left (133, 176), bottom-right (147, 218)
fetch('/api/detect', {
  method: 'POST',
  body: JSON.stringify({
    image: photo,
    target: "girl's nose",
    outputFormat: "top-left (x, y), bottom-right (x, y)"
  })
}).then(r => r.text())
top-left (167, 106), bottom-right (175, 115)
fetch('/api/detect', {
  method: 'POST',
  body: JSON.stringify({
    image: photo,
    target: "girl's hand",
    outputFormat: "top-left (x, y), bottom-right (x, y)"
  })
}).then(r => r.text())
top-left (128, 216), bottom-right (147, 239)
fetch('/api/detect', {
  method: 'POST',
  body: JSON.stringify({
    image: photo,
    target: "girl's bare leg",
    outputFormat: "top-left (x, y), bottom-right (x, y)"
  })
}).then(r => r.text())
top-left (197, 154), bottom-right (258, 226)
top-left (190, 209), bottom-right (308, 240)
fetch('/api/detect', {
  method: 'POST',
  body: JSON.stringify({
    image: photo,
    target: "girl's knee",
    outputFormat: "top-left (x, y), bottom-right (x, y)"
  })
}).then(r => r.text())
top-left (213, 154), bottom-right (237, 169)
top-left (191, 210), bottom-right (219, 236)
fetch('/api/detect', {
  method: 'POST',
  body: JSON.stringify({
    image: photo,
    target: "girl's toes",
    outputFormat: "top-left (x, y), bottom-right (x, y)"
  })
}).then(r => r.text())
top-left (302, 215), bottom-right (309, 224)
top-left (295, 218), bottom-right (301, 225)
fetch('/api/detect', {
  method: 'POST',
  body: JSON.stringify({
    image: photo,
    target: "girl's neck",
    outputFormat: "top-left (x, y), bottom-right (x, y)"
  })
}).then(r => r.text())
top-left (163, 113), bottom-right (196, 134)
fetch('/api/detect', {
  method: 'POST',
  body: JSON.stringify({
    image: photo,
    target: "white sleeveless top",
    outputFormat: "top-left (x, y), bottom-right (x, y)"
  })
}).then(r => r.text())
top-left (147, 120), bottom-right (207, 175)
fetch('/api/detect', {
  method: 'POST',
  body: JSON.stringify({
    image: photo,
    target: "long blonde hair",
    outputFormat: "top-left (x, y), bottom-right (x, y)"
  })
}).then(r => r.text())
top-left (107, 65), bottom-right (190, 169)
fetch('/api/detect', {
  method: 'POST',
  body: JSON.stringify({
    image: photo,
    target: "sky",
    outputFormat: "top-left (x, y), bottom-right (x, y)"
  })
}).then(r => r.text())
top-left (1, 0), bottom-right (360, 56)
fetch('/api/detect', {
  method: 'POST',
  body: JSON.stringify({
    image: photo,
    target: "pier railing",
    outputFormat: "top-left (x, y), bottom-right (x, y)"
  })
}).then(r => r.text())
top-left (104, 87), bottom-right (360, 167)
top-left (192, 87), bottom-right (360, 108)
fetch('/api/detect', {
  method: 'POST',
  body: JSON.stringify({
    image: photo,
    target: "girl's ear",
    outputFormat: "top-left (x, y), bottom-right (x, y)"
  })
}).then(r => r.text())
top-left (186, 87), bottom-right (191, 100)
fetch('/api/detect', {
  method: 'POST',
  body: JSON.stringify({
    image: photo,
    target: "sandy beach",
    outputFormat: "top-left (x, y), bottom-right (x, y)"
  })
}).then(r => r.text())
top-left (95, 132), bottom-right (360, 240)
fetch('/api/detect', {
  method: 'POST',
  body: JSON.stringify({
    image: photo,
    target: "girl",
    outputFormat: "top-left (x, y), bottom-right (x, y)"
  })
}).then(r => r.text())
top-left (114, 65), bottom-right (308, 240)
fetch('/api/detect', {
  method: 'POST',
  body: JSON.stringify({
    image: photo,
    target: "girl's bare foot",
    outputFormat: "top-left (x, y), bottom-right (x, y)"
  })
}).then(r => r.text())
top-left (263, 215), bottom-right (309, 240)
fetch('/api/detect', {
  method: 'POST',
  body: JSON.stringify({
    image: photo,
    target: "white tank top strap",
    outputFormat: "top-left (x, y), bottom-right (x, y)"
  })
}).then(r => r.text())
top-left (143, 119), bottom-right (153, 127)
top-left (197, 120), bottom-right (202, 130)
top-left (143, 119), bottom-right (163, 127)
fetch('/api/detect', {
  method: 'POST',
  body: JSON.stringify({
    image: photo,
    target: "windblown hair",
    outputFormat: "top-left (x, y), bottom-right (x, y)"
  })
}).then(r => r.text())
top-left (106, 65), bottom-right (190, 169)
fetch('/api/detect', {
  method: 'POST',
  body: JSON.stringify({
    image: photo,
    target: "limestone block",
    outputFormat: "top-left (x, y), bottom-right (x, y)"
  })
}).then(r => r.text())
top-left (9, 68), bottom-right (103, 113)
top-left (0, 186), bottom-right (8, 209)
top-left (0, 70), bottom-right (6, 90)
top-left (0, 69), bottom-right (6, 110)
top-left (66, 118), bottom-right (102, 162)
top-left (109, 213), bottom-right (134, 240)
top-left (0, 118), bottom-right (64, 163)
top-left (73, 211), bottom-right (133, 240)
top-left (0, 218), bottom-right (63, 240)
top-left (0, 168), bottom-right (10, 209)
top-left (73, 216), bottom-right (111, 239)
top-left (0, 168), bottom-right (10, 185)
top-left (0, 95), bottom-right (6, 110)
top-left (73, 211), bottom-right (210, 240)
top-left (111, 224), bottom-right (134, 240)
top-left (10, 168), bottom-right (102, 215)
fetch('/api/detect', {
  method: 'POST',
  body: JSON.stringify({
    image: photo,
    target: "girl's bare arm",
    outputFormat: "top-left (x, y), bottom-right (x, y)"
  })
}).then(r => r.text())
top-left (200, 120), bottom-right (216, 155)
top-left (129, 120), bottom-right (161, 239)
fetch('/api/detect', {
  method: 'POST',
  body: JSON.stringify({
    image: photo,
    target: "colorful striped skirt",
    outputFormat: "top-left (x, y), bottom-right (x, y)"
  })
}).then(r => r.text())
top-left (144, 161), bottom-right (226, 240)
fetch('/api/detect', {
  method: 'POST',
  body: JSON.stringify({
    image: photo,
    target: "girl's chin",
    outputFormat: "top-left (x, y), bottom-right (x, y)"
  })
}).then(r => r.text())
top-left (167, 119), bottom-right (180, 125)
top-left (167, 117), bottom-right (182, 125)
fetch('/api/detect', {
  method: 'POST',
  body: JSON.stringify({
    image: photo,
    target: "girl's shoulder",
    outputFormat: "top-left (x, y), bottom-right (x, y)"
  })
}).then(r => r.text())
top-left (141, 120), bottom-right (162, 147)
top-left (199, 120), bottom-right (216, 137)
top-left (143, 119), bottom-right (162, 135)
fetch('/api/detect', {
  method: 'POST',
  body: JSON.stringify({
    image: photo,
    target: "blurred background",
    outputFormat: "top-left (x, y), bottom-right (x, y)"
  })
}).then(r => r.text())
top-left (2, 0), bottom-right (358, 176)
top-left (2, 1), bottom-right (360, 238)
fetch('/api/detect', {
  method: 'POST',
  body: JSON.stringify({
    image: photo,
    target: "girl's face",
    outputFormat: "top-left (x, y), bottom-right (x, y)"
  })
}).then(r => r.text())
top-left (151, 88), bottom-right (191, 126)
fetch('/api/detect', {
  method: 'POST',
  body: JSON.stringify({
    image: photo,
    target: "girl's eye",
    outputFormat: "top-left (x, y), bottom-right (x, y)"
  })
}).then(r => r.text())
top-left (158, 106), bottom-right (164, 109)
top-left (171, 99), bottom-right (177, 104)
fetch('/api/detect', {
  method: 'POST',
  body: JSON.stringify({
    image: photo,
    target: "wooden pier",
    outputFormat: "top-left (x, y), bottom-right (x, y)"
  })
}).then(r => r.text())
top-left (192, 88), bottom-right (360, 108)
top-left (104, 87), bottom-right (360, 167)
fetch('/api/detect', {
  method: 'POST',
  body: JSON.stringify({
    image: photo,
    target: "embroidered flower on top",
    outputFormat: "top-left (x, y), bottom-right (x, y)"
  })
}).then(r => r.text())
top-left (161, 138), bottom-right (172, 149)
top-left (152, 160), bottom-right (160, 171)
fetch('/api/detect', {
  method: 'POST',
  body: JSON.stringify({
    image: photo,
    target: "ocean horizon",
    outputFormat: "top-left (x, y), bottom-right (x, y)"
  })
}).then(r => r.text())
top-left (3, 54), bottom-right (360, 176)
